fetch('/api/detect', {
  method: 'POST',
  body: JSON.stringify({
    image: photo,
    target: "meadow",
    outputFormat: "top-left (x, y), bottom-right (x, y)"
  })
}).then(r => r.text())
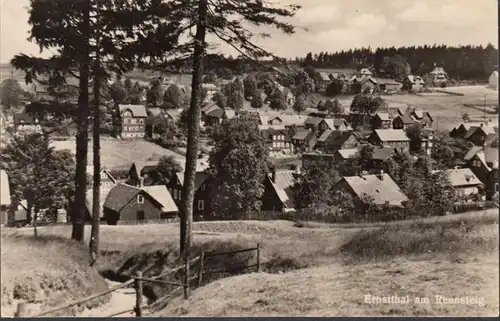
top-left (2, 208), bottom-right (498, 317)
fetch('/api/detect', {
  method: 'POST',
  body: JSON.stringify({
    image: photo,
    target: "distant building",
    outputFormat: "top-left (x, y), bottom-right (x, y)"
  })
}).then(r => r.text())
top-left (13, 113), bottom-right (42, 134)
top-left (402, 75), bottom-right (425, 92)
top-left (167, 171), bottom-right (210, 221)
top-left (438, 168), bottom-right (483, 202)
top-left (368, 129), bottom-right (410, 153)
top-left (119, 104), bottom-right (147, 138)
top-left (261, 127), bottom-right (294, 154)
top-left (261, 169), bottom-right (296, 212)
top-left (489, 71), bottom-right (498, 90)
top-left (430, 66), bottom-right (448, 84)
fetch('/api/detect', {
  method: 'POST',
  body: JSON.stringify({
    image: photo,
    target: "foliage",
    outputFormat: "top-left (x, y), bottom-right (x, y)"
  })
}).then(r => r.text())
top-left (461, 112), bottom-right (470, 122)
top-left (0, 134), bottom-right (74, 234)
top-left (146, 155), bottom-right (183, 186)
top-left (269, 90), bottom-right (287, 110)
top-left (243, 75), bottom-right (258, 98)
top-left (432, 133), bottom-right (473, 168)
top-left (294, 157), bottom-right (340, 210)
top-left (157, 121), bottom-right (186, 149)
top-left (163, 84), bottom-right (183, 109)
top-left (203, 70), bottom-right (217, 84)
top-left (316, 100), bottom-right (325, 112)
top-left (1, 79), bottom-right (23, 108)
top-left (380, 55), bottom-right (410, 80)
top-left (328, 98), bottom-right (343, 115)
top-left (293, 70), bottom-right (314, 96)
top-left (147, 79), bottom-right (163, 107)
top-left (325, 78), bottom-right (343, 97)
top-left (405, 123), bottom-right (423, 153)
top-left (212, 91), bottom-right (227, 108)
top-left (292, 94), bottom-right (307, 113)
top-left (226, 78), bottom-right (244, 110)
top-left (109, 80), bottom-right (128, 104)
top-left (350, 94), bottom-right (386, 115)
top-left (250, 90), bottom-right (264, 108)
top-left (208, 117), bottom-right (269, 217)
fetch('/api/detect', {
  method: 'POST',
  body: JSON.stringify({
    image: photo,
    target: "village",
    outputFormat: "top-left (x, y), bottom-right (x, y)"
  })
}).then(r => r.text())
top-left (1, 62), bottom-right (498, 226)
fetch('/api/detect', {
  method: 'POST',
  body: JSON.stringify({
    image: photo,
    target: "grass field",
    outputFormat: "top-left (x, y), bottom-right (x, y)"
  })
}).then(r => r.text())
top-left (50, 138), bottom-right (187, 170)
top-left (4, 209), bottom-right (498, 317)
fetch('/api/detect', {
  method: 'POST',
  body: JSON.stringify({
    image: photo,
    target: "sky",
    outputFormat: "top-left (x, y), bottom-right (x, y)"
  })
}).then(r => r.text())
top-left (0, 0), bottom-right (498, 63)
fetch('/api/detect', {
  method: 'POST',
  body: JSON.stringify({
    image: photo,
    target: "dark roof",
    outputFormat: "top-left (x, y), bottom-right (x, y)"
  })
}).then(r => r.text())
top-left (395, 114), bottom-right (415, 125)
top-left (292, 129), bottom-right (313, 141)
top-left (176, 172), bottom-right (209, 191)
top-left (304, 117), bottom-right (323, 126)
top-left (324, 131), bottom-right (356, 148)
top-left (103, 184), bottom-right (140, 212)
top-left (205, 107), bottom-right (224, 118)
top-left (371, 147), bottom-right (396, 160)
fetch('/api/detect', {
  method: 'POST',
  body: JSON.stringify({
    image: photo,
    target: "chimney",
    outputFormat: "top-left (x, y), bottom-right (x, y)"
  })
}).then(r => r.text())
top-left (480, 123), bottom-right (484, 127)
top-left (139, 177), bottom-right (144, 187)
top-left (378, 169), bottom-right (384, 180)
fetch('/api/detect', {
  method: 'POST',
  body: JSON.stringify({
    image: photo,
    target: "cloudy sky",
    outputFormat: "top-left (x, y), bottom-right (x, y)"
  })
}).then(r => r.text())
top-left (0, 0), bottom-right (497, 63)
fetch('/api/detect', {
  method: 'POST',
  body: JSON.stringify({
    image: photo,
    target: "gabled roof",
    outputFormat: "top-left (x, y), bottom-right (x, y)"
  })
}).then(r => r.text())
top-left (440, 168), bottom-right (482, 187)
top-left (318, 129), bottom-right (333, 142)
top-left (292, 129), bottom-right (313, 141)
top-left (341, 174), bottom-right (409, 206)
top-left (387, 107), bottom-right (404, 118)
top-left (268, 115), bottom-right (308, 127)
top-left (86, 166), bottom-right (117, 184)
top-left (85, 189), bottom-right (111, 218)
top-left (103, 184), bottom-right (141, 212)
top-left (1, 170), bottom-right (11, 206)
top-left (375, 112), bottom-right (391, 121)
top-left (336, 148), bottom-right (358, 159)
top-left (205, 106), bottom-right (224, 118)
top-left (142, 185), bottom-right (178, 212)
top-left (223, 109), bottom-right (236, 120)
top-left (395, 114), bottom-right (415, 125)
top-left (324, 131), bottom-right (356, 147)
top-left (358, 68), bottom-right (372, 75)
top-left (320, 118), bottom-right (352, 131)
top-left (372, 129), bottom-right (410, 142)
top-left (464, 146), bottom-right (484, 161)
top-left (317, 72), bottom-right (331, 81)
top-left (175, 171), bottom-right (209, 191)
top-left (267, 171), bottom-right (295, 209)
top-left (147, 107), bottom-right (164, 117)
top-left (201, 102), bottom-right (218, 113)
top-left (131, 161), bottom-right (159, 179)
top-left (165, 109), bottom-right (181, 121)
top-left (430, 67), bottom-right (447, 75)
top-left (119, 104), bottom-right (148, 118)
top-left (259, 114), bottom-right (270, 125)
top-left (406, 75), bottom-right (424, 84)
top-left (305, 116), bottom-right (323, 126)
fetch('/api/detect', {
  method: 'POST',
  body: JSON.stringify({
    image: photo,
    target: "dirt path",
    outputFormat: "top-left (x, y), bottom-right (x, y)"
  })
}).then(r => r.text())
top-left (79, 280), bottom-right (144, 317)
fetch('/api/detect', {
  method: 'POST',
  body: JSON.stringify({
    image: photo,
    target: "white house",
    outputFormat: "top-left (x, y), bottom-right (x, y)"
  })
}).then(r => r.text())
top-left (488, 71), bottom-right (498, 90)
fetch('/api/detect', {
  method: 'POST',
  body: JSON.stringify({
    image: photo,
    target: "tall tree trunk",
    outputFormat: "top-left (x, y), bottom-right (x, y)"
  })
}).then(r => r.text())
top-left (180, 0), bottom-right (208, 257)
top-left (71, 1), bottom-right (91, 242)
top-left (89, 0), bottom-right (101, 266)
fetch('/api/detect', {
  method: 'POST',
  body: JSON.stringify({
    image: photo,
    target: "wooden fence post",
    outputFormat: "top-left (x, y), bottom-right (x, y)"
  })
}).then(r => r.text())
top-left (256, 243), bottom-right (261, 272)
top-left (183, 257), bottom-right (190, 300)
top-left (15, 302), bottom-right (27, 317)
top-left (134, 271), bottom-right (143, 317)
top-left (197, 252), bottom-right (205, 287)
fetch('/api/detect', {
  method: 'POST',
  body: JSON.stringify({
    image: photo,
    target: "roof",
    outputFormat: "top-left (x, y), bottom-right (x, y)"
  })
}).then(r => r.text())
top-left (321, 118), bottom-right (351, 130)
top-left (1, 170), bottom-right (11, 206)
top-left (268, 170), bottom-right (296, 208)
top-left (259, 114), bottom-right (270, 125)
top-left (223, 109), bottom-right (236, 119)
top-left (317, 72), bottom-right (331, 81)
top-left (387, 107), bottom-right (404, 118)
top-left (372, 129), bottom-right (410, 142)
top-left (131, 161), bottom-right (159, 179)
top-left (406, 75), bottom-right (424, 84)
top-left (324, 131), bottom-right (355, 147)
top-left (395, 114), bottom-right (415, 125)
top-left (305, 117), bottom-right (323, 127)
top-left (371, 147), bottom-right (395, 160)
top-left (86, 167), bottom-right (116, 183)
top-left (318, 129), bottom-right (333, 142)
top-left (336, 148), bottom-right (358, 159)
top-left (292, 129), bottom-right (313, 141)
top-left (14, 113), bottom-right (36, 124)
top-left (202, 83), bottom-right (218, 90)
top-left (201, 102), bottom-right (218, 113)
top-left (103, 184), bottom-right (141, 212)
top-left (269, 115), bottom-right (308, 127)
top-left (342, 174), bottom-right (409, 206)
top-left (431, 67), bottom-right (447, 75)
top-left (85, 190), bottom-right (111, 218)
top-left (358, 68), bottom-right (372, 75)
top-left (142, 185), bottom-right (178, 212)
top-left (464, 146), bottom-right (484, 161)
top-left (440, 168), bottom-right (482, 187)
top-left (259, 124), bottom-right (287, 131)
top-left (119, 104), bottom-right (148, 118)
top-left (375, 112), bottom-right (391, 121)
top-left (175, 171), bottom-right (209, 191)
top-left (147, 107), bottom-right (164, 117)
top-left (165, 109), bottom-right (181, 121)
top-left (205, 107), bottom-right (224, 118)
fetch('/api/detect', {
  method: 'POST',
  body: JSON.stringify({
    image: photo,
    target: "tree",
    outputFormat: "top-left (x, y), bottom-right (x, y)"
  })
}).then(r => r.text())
top-left (405, 123), bottom-right (422, 153)
top-left (292, 94), bottom-right (307, 113)
top-left (316, 100), bottom-right (325, 112)
top-left (327, 98), bottom-right (343, 115)
top-left (227, 78), bottom-right (244, 110)
top-left (243, 74), bottom-right (258, 99)
top-left (147, 155), bottom-right (183, 186)
top-left (163, 84), bottom-right (182, 109)
top-left (1, 79), bottom-right (23, 108)
top-left (251, 90), bottom-right (264, 108)
top-left (381, 55), bottom-right (409, 80)
top-left (212, 91), bottom-right (227, 108)
top-left (147, 79), bottom-right (163, 107)
top-left (124, 77), bottom-right (133, 91)
top-left (208, 117), bottom-right (269, 217)
top-left (109, 80), bottom-right (128, 104)
top-left (203, 70), bottom-right (217, 83)
top-left (325, 78), bottom-right (342, 97)
top-left (350, 94), bottom-right (385, 115)
top-left (0, 133), bottom-right (74, 236)
top-left (461, 112), bottom-right (470, 122)
top-left (269, 90), bottom-right (287, 110)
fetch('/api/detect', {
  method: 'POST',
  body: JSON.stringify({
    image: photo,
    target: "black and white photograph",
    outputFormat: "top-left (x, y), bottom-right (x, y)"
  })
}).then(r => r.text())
top-left (0, 0), bottom-right (499, 317)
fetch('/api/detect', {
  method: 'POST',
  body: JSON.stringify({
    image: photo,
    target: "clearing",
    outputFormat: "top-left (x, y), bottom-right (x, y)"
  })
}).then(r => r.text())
top-left (50, 138), bottom-right (186, 170)
top-left (5, 209), bottom-right (498, 317)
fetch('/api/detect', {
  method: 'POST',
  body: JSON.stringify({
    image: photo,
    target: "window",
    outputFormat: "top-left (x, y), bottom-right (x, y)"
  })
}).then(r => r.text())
top-left (101, 172), bottom-right (107, 180)
top-left (139, 119), bottom-right (144, 124)
top-left (198, 200), bottom-right (205, 211)
top-left (200, 183), bottom-right (206, 191)
top-left (137, 195), bottom-right (144, 204)
top-left (473, 160), bottom-right (481, 167)
top-left (174, 189), bottom-right (178, 200)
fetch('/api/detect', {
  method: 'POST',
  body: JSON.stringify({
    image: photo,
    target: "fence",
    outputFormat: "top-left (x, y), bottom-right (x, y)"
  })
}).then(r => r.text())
top-left (16, 244), bottom-right (261, 318)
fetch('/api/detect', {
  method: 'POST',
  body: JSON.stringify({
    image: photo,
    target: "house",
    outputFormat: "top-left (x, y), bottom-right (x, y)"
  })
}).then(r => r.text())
top-left (318, 118), bottom-right (352, 132)
top-left (440, 168), bottom-right (483, 202)
top-left (261, 128), bottom-right (294, 154)
top-left (407, 108), bottom-right (434, 129)
top-left (304, 116), bottom-right (323, 134)
top-left (373, 78), bottom-right (402, 92)
top-left (315, 72), bottom-right (331, 90)
top-left (349, 77), bottom-right (377, 94)
top-left (267, 115), bottom-right (308, 128)
top-left (292, 129), bottom-right (317, 153)
top-left (103, 183), bottom-right (178, 224)
top-left (204, 107), bottom-right (236, 127)
top-left (1, 170), bottom-right (11, 225)
top-left (356, 68), bottom-right (373, 78)
top-left (464, 124), bottom-right (498, 146)
top-left (489, 71), bottom-right (498, 90)
top-left (119, 104), bottom-right (147, 138)
top-left (165, 109), bottom-right (182, 123)
top-left (332, 171), bottom-right (409, 207)
top-left (451, 122), bottom-right (489, 139)
top-left (261, 169), bottom-right (296, 212)
top-left (127, 161), bottom-right (161, 187)
top-left (167, 171), bottom-right (210, 220)
top-left (371, 112), bottom-right (393, 130)
top-left (371, 147), bottom-right (398, 171)
top-left (329, 72), bottom-right (347, 81)
top-left (320, 131), bottom-right (360, 153)
top-left (368, 129), bottom-right (410, 153)
top-left (392, 114), bottom-right (415, 130)
top-left (86, 166), bottom-right (117, 190)
top-left (465, 140), bottom-right (499, 199)
top-left (13, 113), bottom-right (41, 134)
top-left (430, 66), bottom-right (448, 84)
top-left (201, 83), bottom-right (218, 101)
top-left (402, 75), bottom-right (425, 92)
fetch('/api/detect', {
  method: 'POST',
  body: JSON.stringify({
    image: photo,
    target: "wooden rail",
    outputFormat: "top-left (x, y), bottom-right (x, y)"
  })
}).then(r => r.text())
top-left (17, 244), bottom-right (261, 318)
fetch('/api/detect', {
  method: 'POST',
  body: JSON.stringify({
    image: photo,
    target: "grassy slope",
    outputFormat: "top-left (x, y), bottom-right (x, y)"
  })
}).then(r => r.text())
top-left (1, 232), bottom-right (110, 317)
